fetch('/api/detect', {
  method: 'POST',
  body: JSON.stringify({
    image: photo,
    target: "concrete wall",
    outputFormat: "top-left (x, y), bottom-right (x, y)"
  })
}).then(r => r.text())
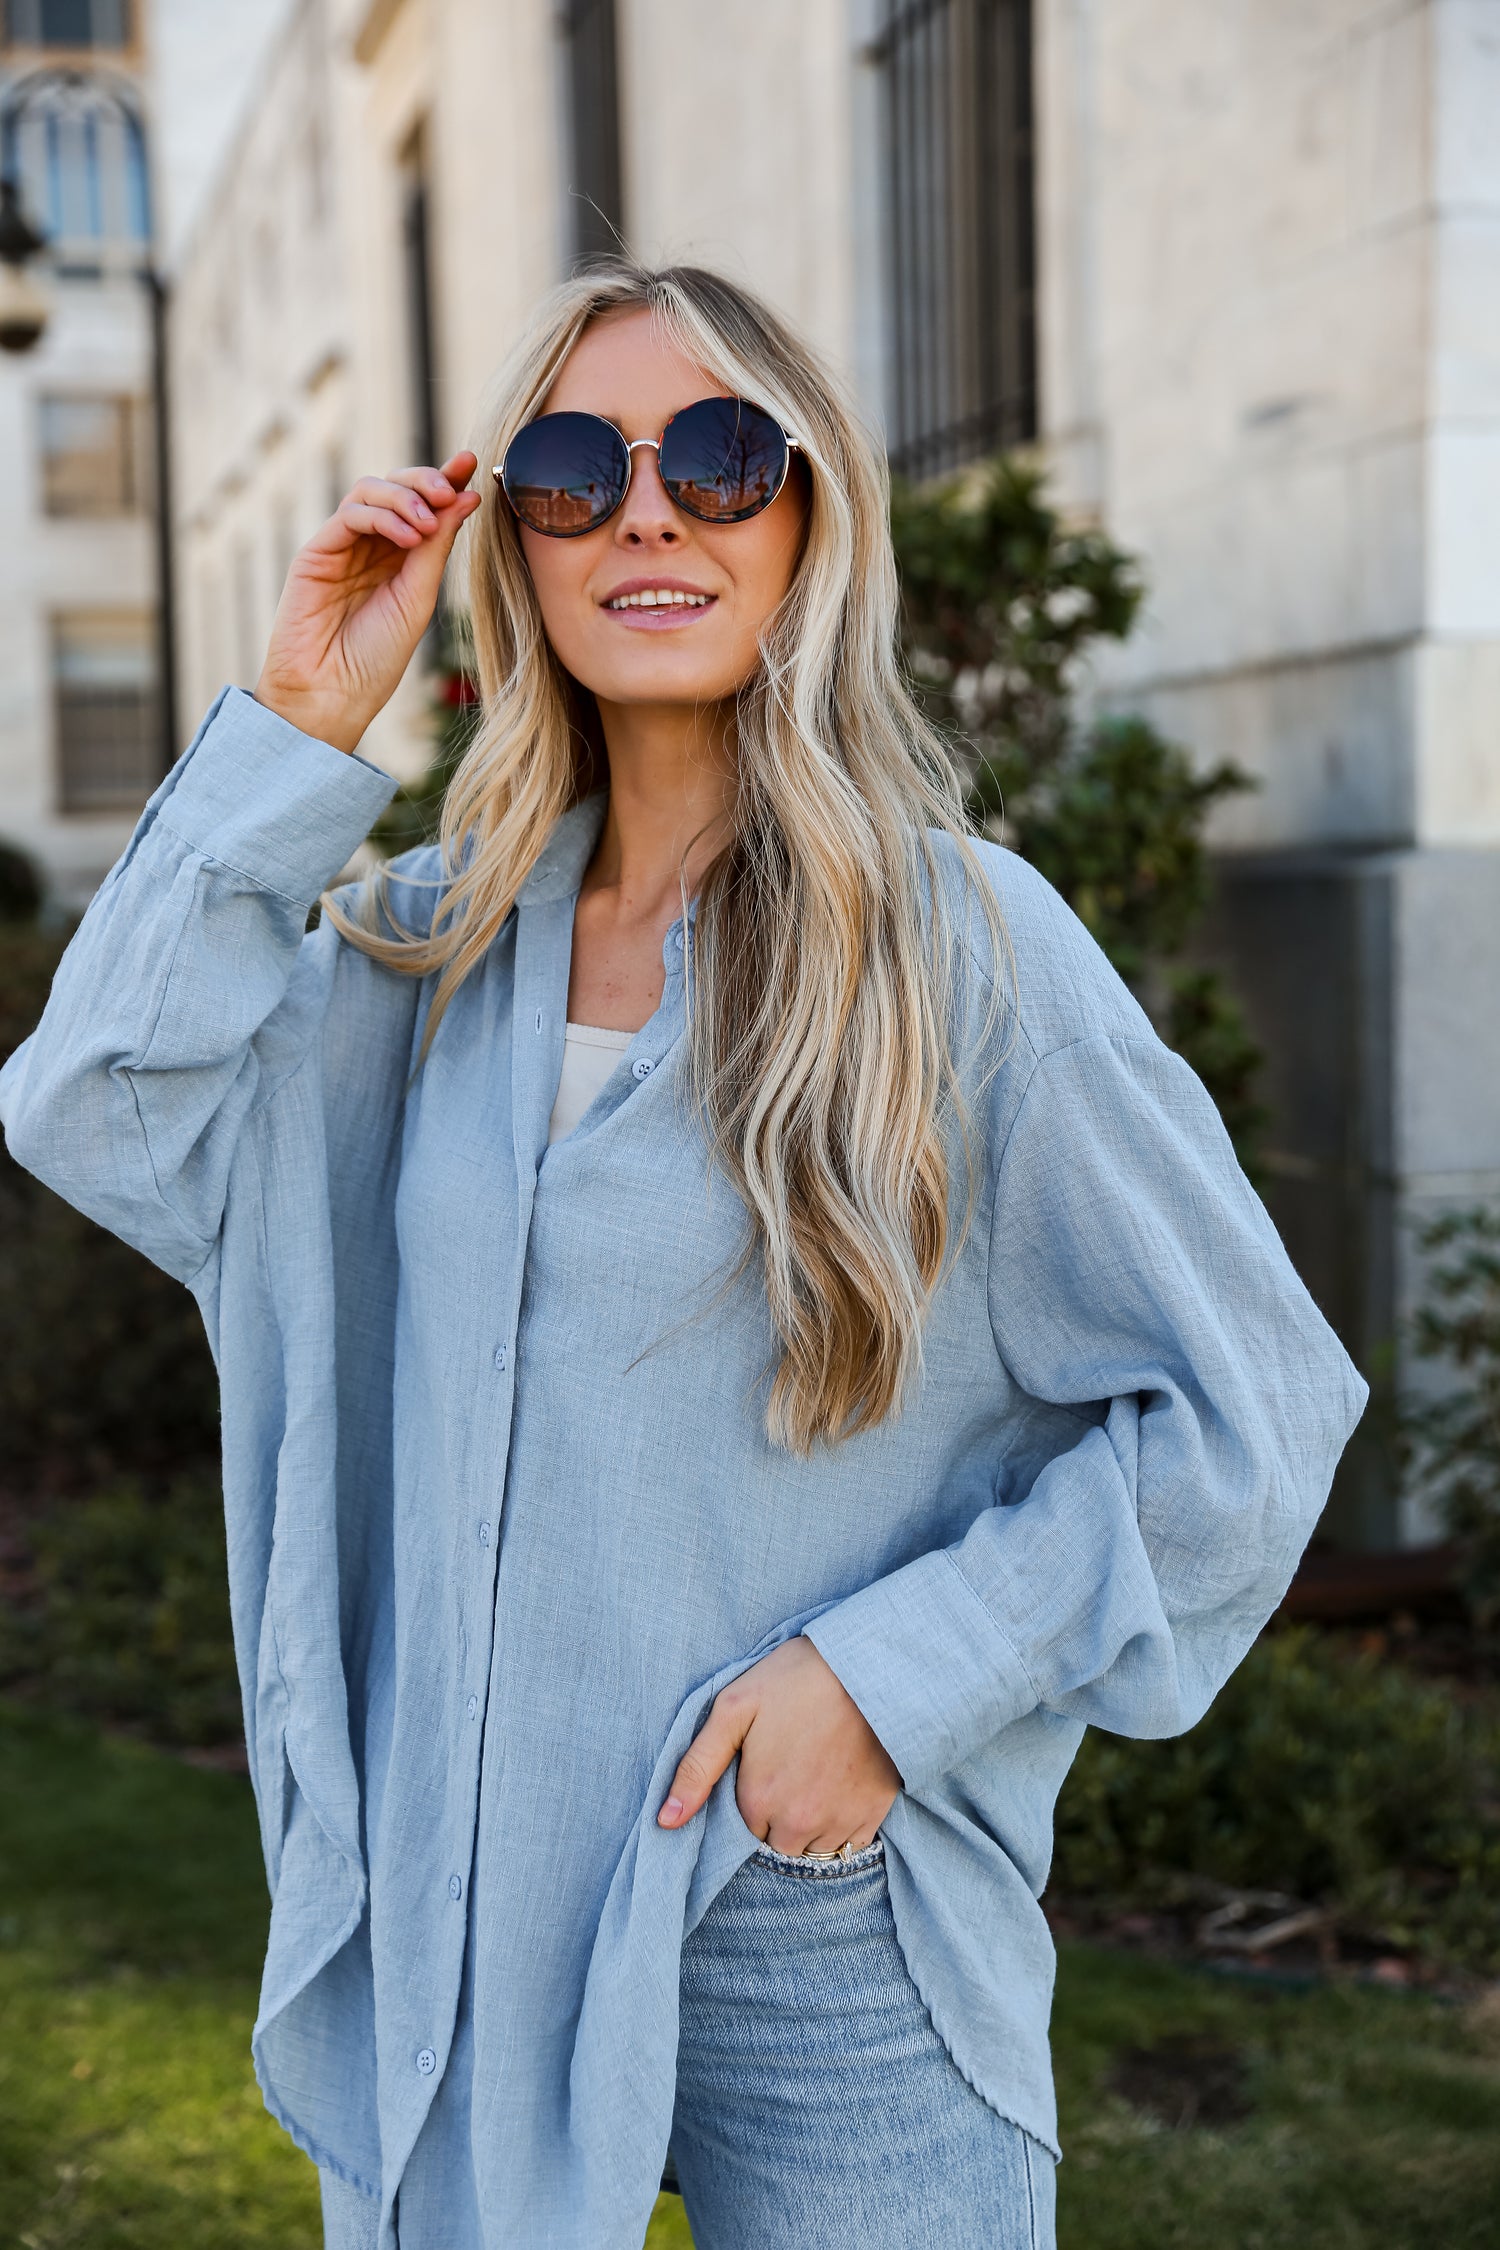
top-left (1037, 0), bottom-right (1433, 849)
top-left (1037, 0), bottom-right (1500, 851)
top-left (620, 0), bottom-right (859, 386)
top-left (1034, 0), bottom-right (1500, 1541)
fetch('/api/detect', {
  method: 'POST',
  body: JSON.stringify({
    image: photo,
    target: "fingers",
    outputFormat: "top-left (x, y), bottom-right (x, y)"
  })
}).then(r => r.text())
top-left (350, 476), bottom-right (441, 537)
top-left (657, 1685), bottom-right (754, 1830)
top-left (339, 500), bottom-right (426, 549)
top-left (378, 451), bottom-right (479, 508)
top-left (327, 472), bottom-right (482, 559)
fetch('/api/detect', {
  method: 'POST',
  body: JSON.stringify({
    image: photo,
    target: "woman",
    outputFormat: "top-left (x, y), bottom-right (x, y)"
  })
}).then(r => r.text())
top-left (0, 265), bottom-right (1365, 2250)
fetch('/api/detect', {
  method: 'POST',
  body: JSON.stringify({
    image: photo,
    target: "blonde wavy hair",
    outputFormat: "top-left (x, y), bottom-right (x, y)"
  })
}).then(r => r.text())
top-left (325, 262), bottom-right (1010, 1452)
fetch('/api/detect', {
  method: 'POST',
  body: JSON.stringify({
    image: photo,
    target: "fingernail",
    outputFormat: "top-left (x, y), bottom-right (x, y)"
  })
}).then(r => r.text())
top-left (661, 1796), bottom-right (683, 1824)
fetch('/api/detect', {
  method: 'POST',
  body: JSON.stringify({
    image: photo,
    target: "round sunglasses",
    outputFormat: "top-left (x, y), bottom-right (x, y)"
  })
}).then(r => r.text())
top-left (493, 395), bottom-right (802, 538)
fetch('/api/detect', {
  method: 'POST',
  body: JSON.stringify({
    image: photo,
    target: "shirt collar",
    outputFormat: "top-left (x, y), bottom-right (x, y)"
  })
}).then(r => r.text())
top-left (514, 789), bottom-right (610, 907)
top-left (513, 791), bottom-right (705, 936)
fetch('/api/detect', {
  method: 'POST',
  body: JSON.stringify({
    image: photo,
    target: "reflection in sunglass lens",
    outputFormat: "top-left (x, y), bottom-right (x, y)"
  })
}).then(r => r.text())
top-left (502, 412), bottom-right (629, 535)
top-left (659, 398), bottom-right (789, 523)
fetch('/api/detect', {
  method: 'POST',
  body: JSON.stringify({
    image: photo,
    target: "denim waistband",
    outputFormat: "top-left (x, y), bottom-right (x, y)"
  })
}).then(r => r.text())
top-left (748, 1835), bottom-right (886, 1878)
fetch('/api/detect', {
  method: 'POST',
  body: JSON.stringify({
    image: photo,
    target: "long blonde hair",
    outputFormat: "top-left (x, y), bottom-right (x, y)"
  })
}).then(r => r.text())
top-left (325, 263), bottom-right (1010, 1452)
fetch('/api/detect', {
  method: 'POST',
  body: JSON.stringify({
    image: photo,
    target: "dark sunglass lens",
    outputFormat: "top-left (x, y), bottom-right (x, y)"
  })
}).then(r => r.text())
top-left (502, 412), bottom-right (627, 535)
top-left (660, 398), bottom-right (788, 523)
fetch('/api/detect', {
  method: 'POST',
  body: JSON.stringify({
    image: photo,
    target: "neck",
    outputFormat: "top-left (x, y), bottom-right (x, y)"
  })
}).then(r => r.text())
top-left (585, 695), bottom-right (738, 915)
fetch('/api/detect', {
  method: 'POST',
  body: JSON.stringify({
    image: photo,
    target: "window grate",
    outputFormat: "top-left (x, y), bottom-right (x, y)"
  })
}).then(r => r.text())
top-left (38, 393), bottom-right (146, 515)
top-left (52, 611), bottom-right (158, 813)
top-left (872, 0), bottom-right (1036, 480)
top-left (562, 0), bottom-right (624, 267)
top-left (2, 0), bottom-right (131, 49)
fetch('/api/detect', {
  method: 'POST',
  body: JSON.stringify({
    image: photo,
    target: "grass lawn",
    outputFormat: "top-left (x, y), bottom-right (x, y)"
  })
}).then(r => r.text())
top-left (2, 1705), bottom-right (1497, 2249)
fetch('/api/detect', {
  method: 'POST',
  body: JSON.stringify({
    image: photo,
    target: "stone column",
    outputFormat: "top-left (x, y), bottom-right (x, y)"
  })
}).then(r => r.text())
top-left (1036, 0), bottom-right (1500, 1546)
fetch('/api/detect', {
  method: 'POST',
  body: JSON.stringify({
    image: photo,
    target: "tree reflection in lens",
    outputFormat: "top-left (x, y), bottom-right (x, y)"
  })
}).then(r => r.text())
top-left (663, 400), bottom-right (784, 523)
top-left (506, 413), bottom-right (628, 534)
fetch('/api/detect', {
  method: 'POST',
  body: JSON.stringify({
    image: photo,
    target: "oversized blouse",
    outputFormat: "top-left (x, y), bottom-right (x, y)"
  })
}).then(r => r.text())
top-left (0, 687), bottom-right (1368, 2249)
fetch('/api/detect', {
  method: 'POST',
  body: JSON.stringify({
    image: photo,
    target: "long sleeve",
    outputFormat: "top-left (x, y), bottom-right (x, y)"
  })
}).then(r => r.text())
top-left (0, 688), bottom-right (398, 1287)
top-left (804, 1028), bottom-right (1369, 1795)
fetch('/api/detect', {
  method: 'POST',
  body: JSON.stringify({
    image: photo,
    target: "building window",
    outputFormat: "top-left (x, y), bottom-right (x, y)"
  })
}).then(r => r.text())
top-left (3, 77), bottom-right (149, 248)
top-left (37, 393), bottom-right (146, 515)
top-left (399, 125), bottom-right (439, 465)
top-left (561, 0), bottom-right (623, 267)
top-left (2, 0), bottom-right (132, 49)
top-left (52, 611), bottom-right (158, 812)
top-left (872, 0), bottom-right (1036, 478)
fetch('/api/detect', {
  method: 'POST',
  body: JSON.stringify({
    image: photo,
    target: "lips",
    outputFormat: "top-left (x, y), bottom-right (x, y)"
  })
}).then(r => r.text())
top-left (599, 578), bottom-right (719, 629)
top-left (604, 588), bottom-right (712, 611)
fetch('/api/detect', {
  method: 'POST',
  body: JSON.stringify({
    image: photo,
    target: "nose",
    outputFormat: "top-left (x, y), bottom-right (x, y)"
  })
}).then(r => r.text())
top-left (613, 441), bottom-right (682, 548)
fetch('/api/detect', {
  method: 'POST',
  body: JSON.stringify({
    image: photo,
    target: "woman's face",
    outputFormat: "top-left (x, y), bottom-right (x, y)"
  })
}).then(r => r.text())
top-left (514, 308), bottom-right (809, 715)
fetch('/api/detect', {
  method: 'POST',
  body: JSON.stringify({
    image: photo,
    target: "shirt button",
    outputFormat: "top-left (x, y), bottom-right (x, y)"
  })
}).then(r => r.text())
top-left (448, 1874), bottom-right (463, 1901)
top-left (493, 1343), bottom-right (508, 1371)
top-left (479, 1521), bottom-right (492, 1548)
top-left (466, 1694), bottom-right (479, 1721)
top-left (671, 926), bottom-right (684, 950)
top-left (416, 2048), bottom-right (437, 2076)
top-left (631, 1056), bottom-right (654, 1080)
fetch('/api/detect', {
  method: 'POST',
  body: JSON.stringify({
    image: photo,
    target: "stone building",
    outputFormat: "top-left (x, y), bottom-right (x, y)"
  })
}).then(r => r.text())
top-left (1037, 2), bottom-right (1500, 1545)
top-left (0, 0), bottom-right (161, 906)
top-left (88, 0), bottom-right (1500, 1542)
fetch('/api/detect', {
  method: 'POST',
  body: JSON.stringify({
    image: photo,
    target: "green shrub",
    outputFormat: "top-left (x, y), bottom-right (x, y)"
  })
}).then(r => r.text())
top-left (890, 456), bottom-right (1144, 806)
top-left (889, 459), bottom-right (1266, 1170)
top-left (1402, 1207), bottom-right (1500, 1630)
top-left (0, 836), bottom-right (42, 922)
top-left (1052, 1627), bottom-right (1500, 1971)
top-left (0, 925), bottom-right (222, 1488)
top-left (0, 1471), bottom-right (240, 1749)
top-left (1020, 715), bottom-right (1250, 986)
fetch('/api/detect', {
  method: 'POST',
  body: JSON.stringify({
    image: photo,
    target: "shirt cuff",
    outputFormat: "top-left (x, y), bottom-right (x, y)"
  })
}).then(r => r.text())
top-left (803, 1547), bottom-right (1039, 1796)
top-left (151, 686), bottom-right (400, 907)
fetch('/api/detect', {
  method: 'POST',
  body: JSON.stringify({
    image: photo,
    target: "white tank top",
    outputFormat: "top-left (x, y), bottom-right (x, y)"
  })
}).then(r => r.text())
top-left (547, 1022), bottom-right (634, 1145)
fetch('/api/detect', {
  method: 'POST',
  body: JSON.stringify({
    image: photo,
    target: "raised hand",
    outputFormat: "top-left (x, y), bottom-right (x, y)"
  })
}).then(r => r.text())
top-left (657, 1635), bottom-right (902, 1856)
top-left (254, 450), bottom-right (483, 754)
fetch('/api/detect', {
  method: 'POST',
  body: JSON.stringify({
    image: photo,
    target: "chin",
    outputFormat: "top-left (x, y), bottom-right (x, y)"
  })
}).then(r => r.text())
top-left (585, 652), bottom-right (738, 707)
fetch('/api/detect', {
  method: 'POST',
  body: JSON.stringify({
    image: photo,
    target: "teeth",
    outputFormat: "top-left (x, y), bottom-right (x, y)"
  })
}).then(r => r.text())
top-left (606, 590), bottom-right (711, 610)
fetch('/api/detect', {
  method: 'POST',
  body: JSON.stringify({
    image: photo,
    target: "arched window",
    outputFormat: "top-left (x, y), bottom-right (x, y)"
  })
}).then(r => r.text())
top-left (3, 76), bottom-right (148, 253)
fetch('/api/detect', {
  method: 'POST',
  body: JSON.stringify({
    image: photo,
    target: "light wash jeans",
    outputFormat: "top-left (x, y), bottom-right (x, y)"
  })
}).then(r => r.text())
top-left (320, 1838), bottom-right (1056, 2250)
top-left (668, 1838), bottom-right (1056, 2248)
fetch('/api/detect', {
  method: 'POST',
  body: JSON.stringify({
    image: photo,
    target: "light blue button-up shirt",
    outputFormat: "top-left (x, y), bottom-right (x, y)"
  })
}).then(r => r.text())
top-left (0, 689), bottom-right (1367, 2247)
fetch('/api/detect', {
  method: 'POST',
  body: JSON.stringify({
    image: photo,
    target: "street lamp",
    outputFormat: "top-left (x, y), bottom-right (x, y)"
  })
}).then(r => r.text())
top-left (0, 67), bottom-right (177, 774)
top-left (0, 175), bottom-right (48, 352)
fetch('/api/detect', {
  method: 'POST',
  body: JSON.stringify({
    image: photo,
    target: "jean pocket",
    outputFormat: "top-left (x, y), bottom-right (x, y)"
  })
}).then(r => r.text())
top-left (749, 1835), bottom-right (886, 1879)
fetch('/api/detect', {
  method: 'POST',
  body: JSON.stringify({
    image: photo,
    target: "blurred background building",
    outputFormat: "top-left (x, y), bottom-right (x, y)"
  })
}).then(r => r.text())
top-left (0, 0), bottom-right (160, 903)
top-left (2, 0), bottom-right (1497, 1549)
